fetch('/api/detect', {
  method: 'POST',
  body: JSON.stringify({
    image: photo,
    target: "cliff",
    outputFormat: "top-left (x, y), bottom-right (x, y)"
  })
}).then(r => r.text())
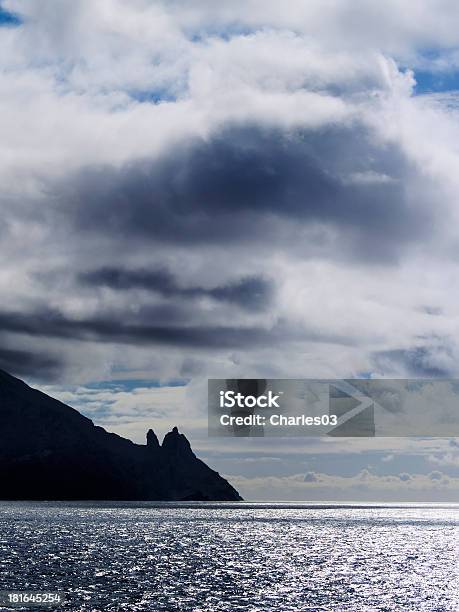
top-left (0, 369), bottom-right (241, 501)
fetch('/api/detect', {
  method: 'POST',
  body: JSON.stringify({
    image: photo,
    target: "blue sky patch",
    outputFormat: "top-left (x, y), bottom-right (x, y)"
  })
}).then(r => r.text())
top-left (0, 5), bottom-right (21, 26)
top-left (414, 69), bottom-right (459, 94)
top-left (84, 378), bottom-right (188, 392)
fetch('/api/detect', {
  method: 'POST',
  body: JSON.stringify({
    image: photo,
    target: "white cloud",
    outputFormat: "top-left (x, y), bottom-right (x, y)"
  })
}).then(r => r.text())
top-left (229, 469), bottom-right (459, 501)
top-left (429, 452), bottom-right (459, 468)
top-left (39, 381), bottom-right (209, 442)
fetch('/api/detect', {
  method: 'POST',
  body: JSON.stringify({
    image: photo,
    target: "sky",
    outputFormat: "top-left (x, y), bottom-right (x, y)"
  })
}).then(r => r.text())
top-left (2, 0), bottom-right (459, 500)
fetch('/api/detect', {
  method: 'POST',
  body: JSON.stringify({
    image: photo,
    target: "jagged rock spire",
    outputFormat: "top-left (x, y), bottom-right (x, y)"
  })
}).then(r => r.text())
top-left (162, 426), bottom-right (193, 458)
top-left (146, 428), bottom-right (160, 449)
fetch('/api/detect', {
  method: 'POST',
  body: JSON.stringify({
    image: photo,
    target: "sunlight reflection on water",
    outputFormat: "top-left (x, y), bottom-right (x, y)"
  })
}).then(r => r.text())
top-left (0, 502), bottom-right (457, 611)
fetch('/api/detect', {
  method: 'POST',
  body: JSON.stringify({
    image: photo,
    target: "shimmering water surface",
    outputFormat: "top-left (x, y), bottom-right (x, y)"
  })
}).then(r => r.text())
top-left (0, 501), bottom-right (458, 611)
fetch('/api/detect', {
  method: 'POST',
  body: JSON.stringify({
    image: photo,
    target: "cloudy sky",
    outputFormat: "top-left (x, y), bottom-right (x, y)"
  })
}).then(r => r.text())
top-left (2, 0), bottom-right (459, 500)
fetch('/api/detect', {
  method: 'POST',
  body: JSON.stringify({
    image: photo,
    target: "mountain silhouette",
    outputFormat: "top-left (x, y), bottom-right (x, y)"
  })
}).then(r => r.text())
top-left (0, 369), bottom-right (242, 501)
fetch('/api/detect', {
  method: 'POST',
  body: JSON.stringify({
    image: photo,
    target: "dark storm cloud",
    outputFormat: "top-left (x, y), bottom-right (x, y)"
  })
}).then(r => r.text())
top-left (0, 347), bottom-right (61, 381)
top-left (1, 121), bottom-right (439, 382)
top-left (0, 308), bottom-right (355, 350)
top-left (78, 267), bottom-right (272, 312)
top-left (0, 308), bottom-right (274, 348)
top-left (58, 123), bottom-right (433, 261)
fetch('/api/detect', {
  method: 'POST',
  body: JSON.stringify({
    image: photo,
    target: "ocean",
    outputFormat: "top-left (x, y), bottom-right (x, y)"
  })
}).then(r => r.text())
top-left (0, 502), bottom-right (457, 611)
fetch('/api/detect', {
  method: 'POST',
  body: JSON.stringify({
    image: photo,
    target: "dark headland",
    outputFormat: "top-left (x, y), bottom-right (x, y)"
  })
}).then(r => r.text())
top-left (0, 369), bottom-right (242, 501)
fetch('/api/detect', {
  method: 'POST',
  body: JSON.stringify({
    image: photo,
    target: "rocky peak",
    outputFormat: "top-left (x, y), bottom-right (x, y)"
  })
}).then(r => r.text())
top-left (146, 428), bottom-right (160, 450)
top-left (162, 426), bottom-right (193, 458)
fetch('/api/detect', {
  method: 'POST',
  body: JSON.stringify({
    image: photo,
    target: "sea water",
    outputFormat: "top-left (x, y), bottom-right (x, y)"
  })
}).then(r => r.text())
top-left (0, 502), bottom-right (457, 611)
